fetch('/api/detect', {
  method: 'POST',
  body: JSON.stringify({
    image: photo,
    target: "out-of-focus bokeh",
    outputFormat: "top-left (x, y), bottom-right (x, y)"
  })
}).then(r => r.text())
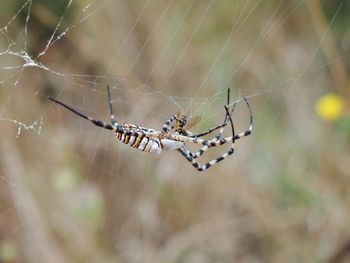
top-left (0, 0), bottom-right (350, 262)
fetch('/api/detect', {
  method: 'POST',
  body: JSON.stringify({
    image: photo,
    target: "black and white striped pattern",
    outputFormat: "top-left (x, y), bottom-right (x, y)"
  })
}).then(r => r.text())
top-left (173, 99), bottom-right (252, 171)
top-left (49, 87), bottom-right (253, 172)
top-left (115, 130), bottom-right (161, 154)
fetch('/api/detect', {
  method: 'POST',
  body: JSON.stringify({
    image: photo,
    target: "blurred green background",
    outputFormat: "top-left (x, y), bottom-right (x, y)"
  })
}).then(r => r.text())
top-left (0, 0), bottom-right (350, 262)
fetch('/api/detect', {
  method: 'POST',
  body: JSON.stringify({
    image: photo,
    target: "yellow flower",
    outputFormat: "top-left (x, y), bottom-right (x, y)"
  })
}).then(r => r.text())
top-left (315, 93), bottom-right (344, 121)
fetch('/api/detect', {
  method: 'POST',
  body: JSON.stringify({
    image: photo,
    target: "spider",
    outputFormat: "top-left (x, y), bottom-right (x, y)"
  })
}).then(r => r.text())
top-left (49, 86), bottom-right (253, 171)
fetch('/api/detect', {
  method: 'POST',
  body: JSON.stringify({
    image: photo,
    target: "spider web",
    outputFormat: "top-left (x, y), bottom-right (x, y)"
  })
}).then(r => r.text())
top-left (0, 0), bottom-right (349, 262)
top-left (1, 0), bottom-right (346, 132)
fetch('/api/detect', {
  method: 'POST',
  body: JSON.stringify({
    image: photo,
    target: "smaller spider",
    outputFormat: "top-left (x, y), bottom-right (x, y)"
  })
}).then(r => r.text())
top-left (49, 86), bottom-right (253, 171)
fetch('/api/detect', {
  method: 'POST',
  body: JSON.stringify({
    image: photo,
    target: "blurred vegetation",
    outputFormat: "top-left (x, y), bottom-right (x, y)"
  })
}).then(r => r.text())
top-left (0, 0), bottom-right (350, 262)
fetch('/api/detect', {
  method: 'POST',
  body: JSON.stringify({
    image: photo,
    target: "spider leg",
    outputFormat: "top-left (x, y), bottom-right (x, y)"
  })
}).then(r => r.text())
top-left (177, 105), bottom-right (236, 171)
top-left (185, 97), bottom-right (252, 147)
top-left (215, 103), bottom-right (236, 139)
top-left (176, 97), bottom-right (252, 171)
top-left (192, 104), bottom-right (236, 159)
top-left (178, 144), bottom-right (234, 171)
top-left (232, 97), bottom-right (252, 140)
top-left (162, 115), bottom-right (177, 132)
top-left (107, 85), bottom-right (119, 127)
top-left (189, 88), bottom-right (234, 138)
top-left (187, 104), bottom-right (236, 159)
top-left (49, 97), bottom-right (117, 131)
top-left (189, 103), bottom-right (236, 139)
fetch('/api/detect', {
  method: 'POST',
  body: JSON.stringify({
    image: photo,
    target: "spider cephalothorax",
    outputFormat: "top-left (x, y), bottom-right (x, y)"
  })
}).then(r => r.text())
top-left (49, 86), bottom-right (253, 171)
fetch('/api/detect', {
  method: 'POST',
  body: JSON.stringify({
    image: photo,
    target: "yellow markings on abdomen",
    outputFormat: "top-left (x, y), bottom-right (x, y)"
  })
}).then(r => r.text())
top-left (115, 132), bottom-right (160, 154)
